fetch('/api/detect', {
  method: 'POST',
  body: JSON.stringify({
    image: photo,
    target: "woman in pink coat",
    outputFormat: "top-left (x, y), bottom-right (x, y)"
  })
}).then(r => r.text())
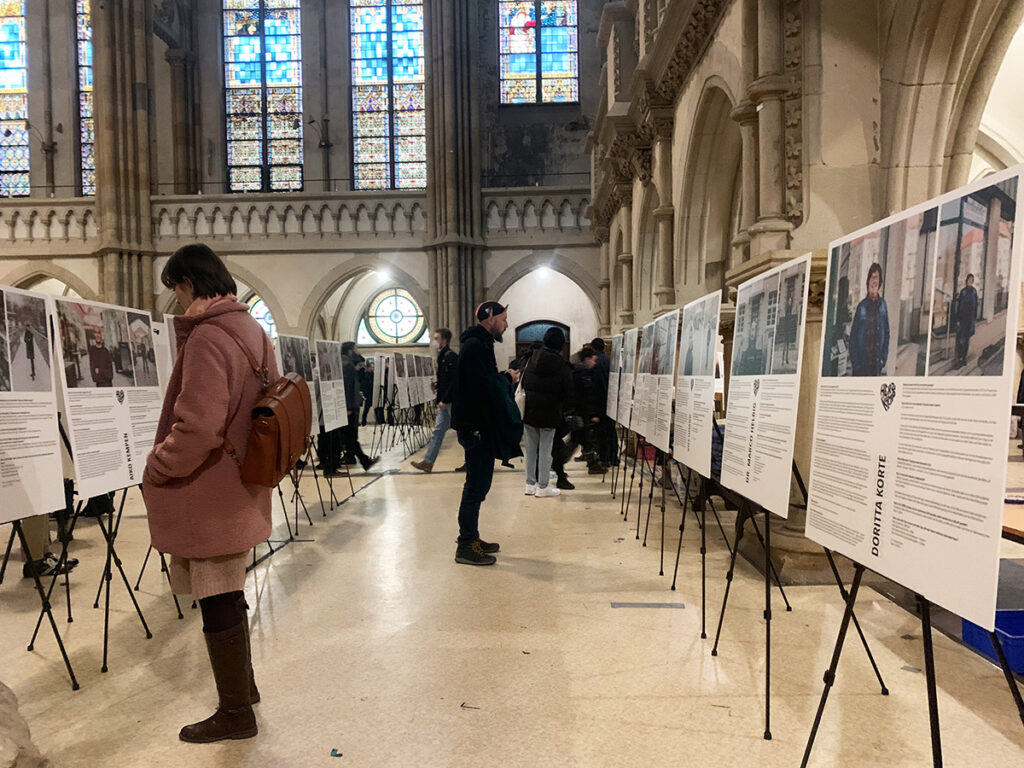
top-left (143, 243), bottom-right (278, 743)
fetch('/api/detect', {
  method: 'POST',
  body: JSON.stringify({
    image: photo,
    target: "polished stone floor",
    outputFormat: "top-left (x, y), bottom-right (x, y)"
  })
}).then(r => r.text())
top-left (1, 429), bottom-right (1023, 767)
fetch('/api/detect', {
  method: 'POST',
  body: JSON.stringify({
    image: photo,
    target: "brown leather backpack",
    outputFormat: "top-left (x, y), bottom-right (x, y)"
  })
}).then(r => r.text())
top-left (215, 322), bottom-right (313, 488)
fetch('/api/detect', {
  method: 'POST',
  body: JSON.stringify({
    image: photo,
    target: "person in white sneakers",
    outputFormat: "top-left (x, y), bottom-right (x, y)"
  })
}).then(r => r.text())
top-left (521, 327), bottom-right (572, 498)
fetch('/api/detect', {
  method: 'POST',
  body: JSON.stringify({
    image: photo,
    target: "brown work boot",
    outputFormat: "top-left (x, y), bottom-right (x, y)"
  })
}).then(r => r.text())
top-left (411, 460), bottom-right (433, 473)
top-left (179, 623), bottom-right (258, 743)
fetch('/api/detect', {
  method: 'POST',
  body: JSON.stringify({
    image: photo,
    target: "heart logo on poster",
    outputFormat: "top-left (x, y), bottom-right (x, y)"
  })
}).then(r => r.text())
top-left (116, 389), bottom-right (125, 404)
top-left (880, 382), bottom-right (896, 411)
top-left (753, 379), bottom-right (760, 398)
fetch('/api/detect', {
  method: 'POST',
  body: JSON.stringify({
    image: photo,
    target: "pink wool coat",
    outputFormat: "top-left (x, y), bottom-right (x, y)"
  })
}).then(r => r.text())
top-left (142, 299), bottom-right (279, 559)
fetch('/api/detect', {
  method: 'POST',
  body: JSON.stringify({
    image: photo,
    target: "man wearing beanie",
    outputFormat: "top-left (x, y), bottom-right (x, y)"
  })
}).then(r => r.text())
top-left (521, 326), bottom-right (573, 498)
top-left (450, 302), bottom-right (524, 565)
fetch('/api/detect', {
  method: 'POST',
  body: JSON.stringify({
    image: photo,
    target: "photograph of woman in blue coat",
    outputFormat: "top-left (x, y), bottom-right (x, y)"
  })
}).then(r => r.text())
top-left (849, 262), bottom-right (890, 376)
top-left (954, 273), bottom-right (978, 369)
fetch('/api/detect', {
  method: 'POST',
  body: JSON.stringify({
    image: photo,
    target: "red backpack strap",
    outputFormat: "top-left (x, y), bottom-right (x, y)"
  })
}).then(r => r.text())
top-left (207, 319), bottom-right (271, 465)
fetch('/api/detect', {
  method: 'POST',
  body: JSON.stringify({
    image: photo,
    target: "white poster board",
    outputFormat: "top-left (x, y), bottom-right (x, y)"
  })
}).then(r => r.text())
top-left (720, 253), bottom-right (811, 517)
top-left (648, 310), bottom-right (680, 452)
top-left (673, 292), bottom-right (721, 477)
top-left (634, 322), bottom-right (655, 437)
top-left (277, 334), bottom-right (317, 436)
top-left (0, 286), bottom-right (65, 523)
top-left (151, 321), bottom-right (173, 398)
top-left (606, 334), bottom-right (622, 419)
top-left (617, 328), bottom-right (639, 426)
top-left (393, 353), bottom-right (410, 409)
top-left (52, 297), bottom-right (164, 498)
top-left (314, 339), bottom-right (348, 431)
top-left (806, 167), bottom-right (1023, 630)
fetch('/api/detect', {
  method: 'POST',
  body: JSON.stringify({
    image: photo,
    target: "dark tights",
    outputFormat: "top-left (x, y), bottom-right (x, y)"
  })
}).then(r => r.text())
top-left (199, 590), bottom-right (244, 634)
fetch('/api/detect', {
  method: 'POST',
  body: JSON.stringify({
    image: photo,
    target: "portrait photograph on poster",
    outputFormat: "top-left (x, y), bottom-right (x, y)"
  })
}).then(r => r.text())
top-left (55, 300), bottom-right (136, 389)
top-left (928, 176), bottom-right (1016, 377)
top-left (637, 323), bottom-right (654, 375)
top-left (680, 293), bottom-right (719, 377)
top-left (127, 312), bottom-right (158, 388)
top-left (651, 311), bottom-right (678, 377)
top-left (821, 207), bottom-right (937, 378)
top-left (4, 290), bottom-right (51, 392)
top-left (0, 289), bottom-right (9, 392)
top-left (770, 262), bottom-right (806, 375)
top-left (279, 335), bottom-right (314, 381)
top-left (732, 272), bottom-right (780, 377)
top-left (315, 340), bottom-right (344, 382)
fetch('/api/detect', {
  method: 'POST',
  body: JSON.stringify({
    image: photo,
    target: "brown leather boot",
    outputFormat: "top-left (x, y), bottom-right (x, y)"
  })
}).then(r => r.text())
top-left (179, 623), bottom-right (258, 743)
top-left (235, 593), bottom-right (260, 704)
top-left (411, 460), bottom-right (433, 473)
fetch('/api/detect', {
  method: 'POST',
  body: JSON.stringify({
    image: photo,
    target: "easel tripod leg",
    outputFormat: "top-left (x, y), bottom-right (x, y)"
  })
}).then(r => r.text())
top-left (14, 521), bottom-right (79, 690)
top-left (764, 507), bottom-right (772, 741)
top-left (989, 630), bottom-right (1024, 729)
top-left (748, 515), bottom-right (792, 611)
top-left (823, 548), bottom-right (888, 695)
top-left (669, 472), bottom-right (692, 591)
top-left (916, 595), bottom-right (943, 767)
top-left (0, 524), bottom-right (15, 585)
top-left (711, 504), bottom-right (745, 656)
top-left (800, 563), bottom-right (866, 768)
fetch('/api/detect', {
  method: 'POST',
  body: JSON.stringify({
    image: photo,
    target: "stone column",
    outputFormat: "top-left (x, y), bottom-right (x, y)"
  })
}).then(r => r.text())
top-left (599, 240), bottom-right (611, 335)
top-left (93, 0), bottom-right (155, 309)
top-left (617, 204), bottom-right (634, 325)
top-left (730, 102), bottom-right (758, 267)
top-left (165, 48), bottom-right (198, 195)
top-left (653, 205), bottom-right (674, 306)
top-left (747, 0), bottom-right (792, 256)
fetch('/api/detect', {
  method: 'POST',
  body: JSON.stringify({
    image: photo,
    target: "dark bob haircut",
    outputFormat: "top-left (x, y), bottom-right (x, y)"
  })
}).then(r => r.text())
top-left (590, 337), bottom-right (606, 352)
top-left (341, 341), bottom-right (356, 356)
top-left (161, 244), bottom-right (238, 299)
top-left (865, 262), bottom-right (883, 290)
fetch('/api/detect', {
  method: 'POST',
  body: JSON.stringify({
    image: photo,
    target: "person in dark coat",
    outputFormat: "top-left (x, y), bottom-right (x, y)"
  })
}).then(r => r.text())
top-left (88, 330), bottom-right (114, 387)
top-left (340, 343), bottom-right (378, 472)
top-left (451, 301), bottom-right (522, 565)
top-left (412, 328), bottom-right (459, 472)
top-left (849, 262), bottom-right (890, 376)
top-left (359, 360), bottom-right (375, 425)
top-left (590, 336), bottom-right (617, 466)
top-left (521, 327), bottom-right (573, 498)
top-left (955, 273), bottom-right (978, 369)
top-left (23, 323), bottom-right (35, 379)
top-left (563, 346), bottom-right (603, 473)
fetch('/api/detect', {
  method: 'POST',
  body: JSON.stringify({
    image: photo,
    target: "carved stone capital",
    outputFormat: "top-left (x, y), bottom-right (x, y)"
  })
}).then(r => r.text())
top-left (730, 101), bottom-right (758, 127)
top-left (630, 147), bottom-right (652, 184)
top-left (748, 74), bottom-right (792, 104)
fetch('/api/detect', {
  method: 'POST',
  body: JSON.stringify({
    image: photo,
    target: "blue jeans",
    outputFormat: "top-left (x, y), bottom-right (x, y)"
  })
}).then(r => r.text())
top-left (457, 430), bottom-right (495, 544)
top-left (523, 425), bottom-right (555, 488)
top-left (423, 404), bottom-right (452, 464)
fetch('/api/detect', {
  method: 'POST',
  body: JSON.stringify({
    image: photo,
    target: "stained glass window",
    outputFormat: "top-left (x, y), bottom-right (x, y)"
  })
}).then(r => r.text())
top-left (0, 1), bottom-right (28, 196)
top-left (351, 0), bottom-right (426, 190)
top-left (499, 1), bottom-right (578, 104)
top-left (223, 0), bottom-right (303, 193)
top-left (364, 287), bottom-right (426, 344)
top-left (246, 295), bottom-right (277, 339)
top-left (76, 0), bottom-right (94, 195)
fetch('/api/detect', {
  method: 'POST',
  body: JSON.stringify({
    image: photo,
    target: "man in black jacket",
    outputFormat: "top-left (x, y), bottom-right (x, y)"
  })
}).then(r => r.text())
top-left (340, 343), bottom-right (379, 472)
top-left (451, 302), bottom-right (522, 565)
top-left (591, 337), bottom-right (617, 467)
top-left (411, 328), bottom-right (458, 472)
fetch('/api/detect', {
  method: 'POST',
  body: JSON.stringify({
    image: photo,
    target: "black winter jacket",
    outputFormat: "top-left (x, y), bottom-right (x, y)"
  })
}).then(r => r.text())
top-left (342, 353), bottom-right (360, 412)
top-left (592, 352), bottom-right (610, 407)
top-left (436, 345), bottom-right (458, 404)
top-left (522, 347), bottom-right (573, 429)
top-left (452, 325), bottom-right (501, 432)
top-left (571, 363), bottom-right (601, 420)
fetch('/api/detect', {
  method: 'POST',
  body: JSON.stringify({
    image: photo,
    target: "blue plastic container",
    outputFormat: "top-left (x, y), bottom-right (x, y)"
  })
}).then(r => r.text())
top-left (961, 610), bottom-right (1024, 673)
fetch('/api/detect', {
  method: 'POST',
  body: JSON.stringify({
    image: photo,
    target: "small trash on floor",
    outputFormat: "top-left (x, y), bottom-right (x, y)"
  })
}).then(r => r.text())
top-left (901, 665), bottom-right (921, 673)
top-left (330, 748), bottom-right (343, 757)
top-left (460, 702), bottom-right (480, 710)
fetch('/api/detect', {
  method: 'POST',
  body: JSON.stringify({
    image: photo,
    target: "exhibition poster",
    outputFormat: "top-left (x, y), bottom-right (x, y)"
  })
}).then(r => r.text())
top-left (617, 328), bottom-right (639, 426)
top-left (52, 296), bottom-right (164, 498)
top-left (393, 352), bottom-right (410, 409)
top-left (151, 321), bottom-right (173, 397)
top-left (720, 252), bottom-right (811, 517)
top-left (806, 167), bottom-right (1023, 630)
top-left (648, 310), bottom-right (680, 453)
top-left (606, 334), bottom-right (622, 419)
top-left (673, 292), bottom-right (721, 477)
top-left (0, 286), bottom-right (65, 524)
top-left (277, 334), bottom-right (319, 435)
top-left (314, 339), bottom-right (348, 431)
top-left (635, 322), bottom-right (656, 437)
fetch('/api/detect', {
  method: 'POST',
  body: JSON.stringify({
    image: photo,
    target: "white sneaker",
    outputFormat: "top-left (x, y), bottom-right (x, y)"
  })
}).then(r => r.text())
top-left (535, 486), bottom-right (561, 498)
top-left (524, 484), bottom-right (537, 495)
